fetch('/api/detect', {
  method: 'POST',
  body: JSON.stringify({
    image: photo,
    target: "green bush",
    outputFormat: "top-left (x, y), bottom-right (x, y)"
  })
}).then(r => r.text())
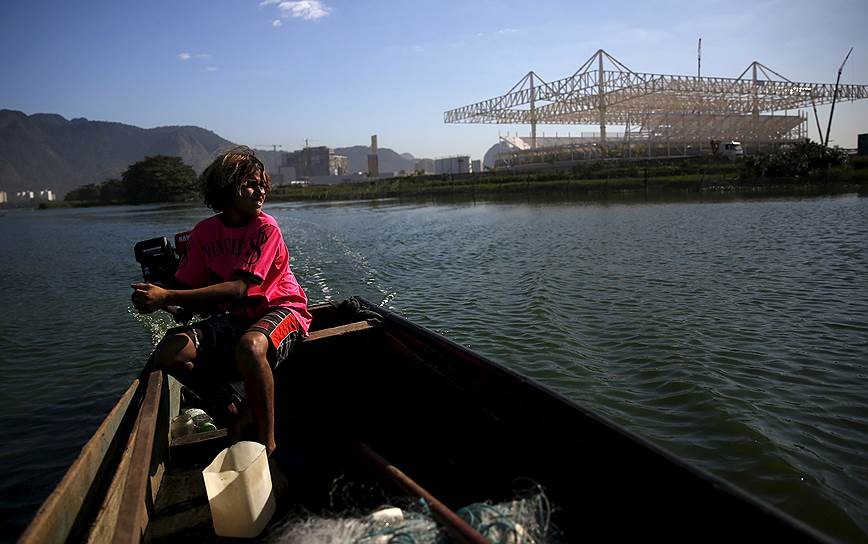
top-left (742, 140), bottom-right (849, 178)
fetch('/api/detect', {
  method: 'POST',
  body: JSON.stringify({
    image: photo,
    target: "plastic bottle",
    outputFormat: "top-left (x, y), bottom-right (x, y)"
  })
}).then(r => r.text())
top-left (184, 407), bottom-right (218, 433)
top-left (170, 412), bottom-right (195, 439)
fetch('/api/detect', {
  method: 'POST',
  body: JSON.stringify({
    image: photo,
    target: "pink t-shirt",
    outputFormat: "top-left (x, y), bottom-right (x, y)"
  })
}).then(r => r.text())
top-left (175, 211), bottom-right (311, 334)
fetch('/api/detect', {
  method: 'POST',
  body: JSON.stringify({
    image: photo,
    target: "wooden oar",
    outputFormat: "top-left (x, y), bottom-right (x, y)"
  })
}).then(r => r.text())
top-left (355, 441), bottom-right (489, 544)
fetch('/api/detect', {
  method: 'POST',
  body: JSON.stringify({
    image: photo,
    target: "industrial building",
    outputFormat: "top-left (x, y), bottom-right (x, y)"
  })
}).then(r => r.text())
top-left (282, 146), bottom-right (348, 178)
top-left (445, 49), bottom-right (868, 168)
top-left (434, 156), bottom-right (471, 174)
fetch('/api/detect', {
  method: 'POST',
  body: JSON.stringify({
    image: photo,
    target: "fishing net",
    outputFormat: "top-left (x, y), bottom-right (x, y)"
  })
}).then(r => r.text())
top-left (456, 493), bottom-right (552, 544)
top-left (264, 491), bottom-right (553, 544)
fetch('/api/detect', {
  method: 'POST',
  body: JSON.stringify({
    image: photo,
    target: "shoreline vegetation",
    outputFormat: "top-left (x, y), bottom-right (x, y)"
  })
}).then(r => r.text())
top-left (266, 163), bottom-right (868, 203)
top-left (46, 142), bottom-right (868, 209)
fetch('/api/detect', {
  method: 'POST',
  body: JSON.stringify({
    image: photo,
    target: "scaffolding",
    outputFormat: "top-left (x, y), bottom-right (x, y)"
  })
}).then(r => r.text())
top-left (444, 49), bottom-right (868, 165)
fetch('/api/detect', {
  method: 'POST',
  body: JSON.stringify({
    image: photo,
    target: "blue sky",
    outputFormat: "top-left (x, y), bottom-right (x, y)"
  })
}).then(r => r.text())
top-left (2, 0), bottom-right (867, 161)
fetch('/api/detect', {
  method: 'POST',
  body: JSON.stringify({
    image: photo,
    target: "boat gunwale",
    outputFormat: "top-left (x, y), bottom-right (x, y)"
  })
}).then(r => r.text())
top-left (354, 296), bottom-right (834, 544)
top-left (113, 368), bottom-right (164, 543)
top-left (17, 379), bottom-right (141, 544)
top-left (20, 297), bottom-right (835, 543)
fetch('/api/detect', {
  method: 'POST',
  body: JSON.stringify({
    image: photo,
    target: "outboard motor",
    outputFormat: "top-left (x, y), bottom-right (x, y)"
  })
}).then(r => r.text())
top-left (134, 236), bottom-right (179, 286)
top-left (134, 231), bottom-right (192, 285)
top-left (133, 231), bottom-right (194, 323)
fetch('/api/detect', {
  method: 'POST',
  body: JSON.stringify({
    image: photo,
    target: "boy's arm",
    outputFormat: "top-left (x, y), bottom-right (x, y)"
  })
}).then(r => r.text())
top-left (131, 279), bottom-right (249, 314)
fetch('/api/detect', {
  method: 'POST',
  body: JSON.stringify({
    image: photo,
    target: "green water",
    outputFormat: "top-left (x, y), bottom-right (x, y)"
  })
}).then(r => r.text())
top-left (1, 193), bottom-right (866, 542)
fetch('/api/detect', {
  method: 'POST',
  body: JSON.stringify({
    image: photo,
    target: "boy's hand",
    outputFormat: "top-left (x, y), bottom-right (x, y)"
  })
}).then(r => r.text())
top-left (131, 282), bottom-right (170, 313)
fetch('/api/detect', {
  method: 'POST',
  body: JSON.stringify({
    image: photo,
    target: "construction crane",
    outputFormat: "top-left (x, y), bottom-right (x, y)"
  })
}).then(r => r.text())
top-left (824, 47), bottom-right (854, 147)
top-left (255, 144), bottom-right (283, 152)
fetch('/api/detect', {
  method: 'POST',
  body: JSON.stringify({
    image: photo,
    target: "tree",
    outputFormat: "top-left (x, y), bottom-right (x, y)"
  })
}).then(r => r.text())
top-left (99, 178), bottom-right (126, 203)
top-left (65, 183), bottom-right (101, 202)
top-left (122, 155), bottom-right (197, 204)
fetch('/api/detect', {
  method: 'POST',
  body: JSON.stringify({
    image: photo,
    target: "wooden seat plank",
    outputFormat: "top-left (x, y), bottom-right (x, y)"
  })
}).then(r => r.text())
top-left (301, 319), bottom-right (378, 344)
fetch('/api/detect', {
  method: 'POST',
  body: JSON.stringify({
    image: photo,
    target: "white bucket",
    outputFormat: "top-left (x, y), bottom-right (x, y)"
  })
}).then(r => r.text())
top-left (202, 441), bottom-right (276, 538)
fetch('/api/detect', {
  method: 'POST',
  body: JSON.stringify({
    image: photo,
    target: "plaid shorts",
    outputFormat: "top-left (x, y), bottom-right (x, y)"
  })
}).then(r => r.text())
top-left (182, 307), bottom-right (301, 381)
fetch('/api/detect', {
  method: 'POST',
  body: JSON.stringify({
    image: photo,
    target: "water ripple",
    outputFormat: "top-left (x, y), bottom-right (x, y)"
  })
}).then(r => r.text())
top-left (1, 196), bottom-right (867, 542)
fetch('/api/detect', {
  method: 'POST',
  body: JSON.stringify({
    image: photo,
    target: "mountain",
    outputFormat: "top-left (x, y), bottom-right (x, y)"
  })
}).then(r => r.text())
top-left (334, 145), bottom-right (425, 174)
top-left (0, 109), bottom-right (235, 197)
top-left (0, 109), bottom-right (435, 197)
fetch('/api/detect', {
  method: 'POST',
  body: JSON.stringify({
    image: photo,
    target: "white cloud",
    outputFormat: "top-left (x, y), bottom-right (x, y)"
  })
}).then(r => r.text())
top-left (413, 45), bottom-right (424, 53)
top-left (261, 0), bottom-right (331, 21)
top-left (272, 19), bottom-right (283, 27)
top-left (497, 28), bottom-right (519, 34)
top-left (195, 53), bottom-right (211, 59)
top-left (205, 66), bottom-right (218, 72)
top-left (177, 52), bottom-right (191, 61)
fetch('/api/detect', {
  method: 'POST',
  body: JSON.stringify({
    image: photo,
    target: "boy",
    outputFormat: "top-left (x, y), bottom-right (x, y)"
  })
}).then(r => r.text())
top-left (131, 146), bottom-right (311, 468)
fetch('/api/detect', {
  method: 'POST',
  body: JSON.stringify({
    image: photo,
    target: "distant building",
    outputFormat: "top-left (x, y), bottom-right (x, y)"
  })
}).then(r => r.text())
top-left (331, 154), bottom-right (349, 176)
top-left (471, 160), bottom-right (482, 174)
top-left (434, 156), bottom-right (471, 175)
top-left (273, 166), bottom-right (297, 185)
top-left (0, 191), bottom-right (6, 204)
top-left (38, 189), bottom-right (55, 202)
top-left (414, 159), bottom-right (434, 174)
top-left (282, 146), bottom-right (348, 177)
top-left (859, 133), bottom-right (868, 156)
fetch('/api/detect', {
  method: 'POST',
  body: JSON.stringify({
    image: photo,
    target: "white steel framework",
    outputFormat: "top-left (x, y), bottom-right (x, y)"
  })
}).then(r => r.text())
top-left (445, 49), bottom-right (868, 154)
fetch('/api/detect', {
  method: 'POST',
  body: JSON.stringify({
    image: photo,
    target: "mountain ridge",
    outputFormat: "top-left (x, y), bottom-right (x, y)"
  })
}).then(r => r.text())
top-left (0, 110), bottom-right (433, 196)
top-left (0, 109), bottom-right (236, 197)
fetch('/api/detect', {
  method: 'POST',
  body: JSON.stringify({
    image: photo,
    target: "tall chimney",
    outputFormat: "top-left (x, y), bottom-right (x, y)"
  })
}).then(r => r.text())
top-left (367, 134), bottom-right (379, 178)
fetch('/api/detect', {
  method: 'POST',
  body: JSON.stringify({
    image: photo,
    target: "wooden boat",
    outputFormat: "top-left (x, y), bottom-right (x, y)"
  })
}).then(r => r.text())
top-left (19, 297), bottom-right (831, 543)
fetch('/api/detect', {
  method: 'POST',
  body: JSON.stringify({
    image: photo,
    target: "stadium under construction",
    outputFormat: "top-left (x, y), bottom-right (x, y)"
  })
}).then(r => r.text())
top-left (444, 49), bottom-right (868, 169)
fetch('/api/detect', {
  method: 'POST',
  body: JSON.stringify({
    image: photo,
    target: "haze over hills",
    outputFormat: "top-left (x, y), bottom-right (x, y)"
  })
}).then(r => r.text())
top-left (0, 110), bottom-right (436, 197)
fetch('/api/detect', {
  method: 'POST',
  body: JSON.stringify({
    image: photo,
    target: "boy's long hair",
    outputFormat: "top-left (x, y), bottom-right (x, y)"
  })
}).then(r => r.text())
top-left (200, 146), bottom-right (271, 211)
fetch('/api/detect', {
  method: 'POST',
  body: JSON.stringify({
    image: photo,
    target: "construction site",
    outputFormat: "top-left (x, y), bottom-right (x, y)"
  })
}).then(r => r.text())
top-left (445, 49), bottom-right (868, 170)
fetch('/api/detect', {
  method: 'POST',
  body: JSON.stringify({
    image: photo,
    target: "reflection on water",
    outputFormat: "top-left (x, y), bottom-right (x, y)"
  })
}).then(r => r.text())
top-left (0, 192), bottom-right (866, 542)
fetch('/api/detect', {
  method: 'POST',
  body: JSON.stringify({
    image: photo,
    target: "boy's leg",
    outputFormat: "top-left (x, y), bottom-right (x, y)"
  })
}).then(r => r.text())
top-left (236, 308), bottom-right (301, 456)
top-left (236, 309), bottom-right (300, 498)
top-left (153, 331), bottom-right (197, 379)
top-left (235, 332), bottom-right (276, 454)
top-left (153, 318), bottom-right (243, 420)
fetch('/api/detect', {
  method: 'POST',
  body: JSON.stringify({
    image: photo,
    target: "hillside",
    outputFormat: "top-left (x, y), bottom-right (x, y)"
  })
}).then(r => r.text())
top-left (0, 110), bottom-right (435, 197)
top-left (0, 110), bottom-right (234, 197)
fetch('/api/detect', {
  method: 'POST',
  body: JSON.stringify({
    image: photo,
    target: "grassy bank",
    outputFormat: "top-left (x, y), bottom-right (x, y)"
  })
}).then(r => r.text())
top-left (270, 158), bottom-right (868, 203)
top-left (52, 153), bottom-right (868, 208)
